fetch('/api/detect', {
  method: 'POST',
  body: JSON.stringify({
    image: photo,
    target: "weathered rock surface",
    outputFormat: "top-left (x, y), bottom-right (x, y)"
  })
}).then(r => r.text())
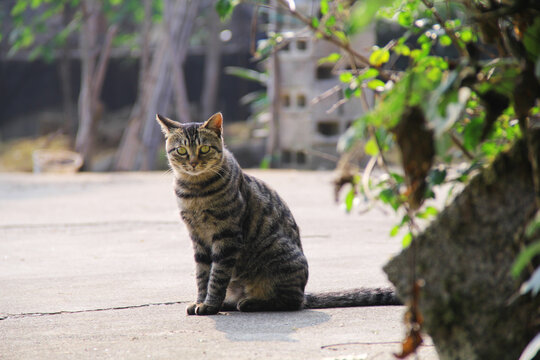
top-left (384, 139), bottom-right (540, 360)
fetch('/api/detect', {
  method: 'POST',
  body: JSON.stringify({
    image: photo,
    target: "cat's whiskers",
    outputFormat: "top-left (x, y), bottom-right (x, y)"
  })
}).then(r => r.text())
top-left (204, 165), bottom-right (228, 181)
top-left (162, 167), bottom-right (173, 176)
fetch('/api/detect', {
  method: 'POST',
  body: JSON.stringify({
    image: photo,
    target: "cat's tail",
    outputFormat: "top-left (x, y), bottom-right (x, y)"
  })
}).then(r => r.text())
top-left (303, 287), bottom-right (402, 309)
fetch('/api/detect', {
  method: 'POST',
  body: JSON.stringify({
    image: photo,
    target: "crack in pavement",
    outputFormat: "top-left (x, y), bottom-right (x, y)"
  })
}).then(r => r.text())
top-left (0, 301), bottom-right (187, 320)
top-left (0, 220), bottom-right (181, 230)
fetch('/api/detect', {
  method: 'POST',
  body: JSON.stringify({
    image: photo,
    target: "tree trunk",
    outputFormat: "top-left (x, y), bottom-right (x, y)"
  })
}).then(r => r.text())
top-left (113, 0), bottom-right (153, 171)
top-left (384, 129), bottom-right (540, 359)
top-left (201, 8), bottom-right (222, 118)
top-left (267, 0), bottom-right (281, 167)
top-left (59, 5), bottom-right (76, 140)
top-left (75, 0), bottom-right (116, 169)
top-left (75, 0), bottom-right (99, 166)
top-left (115, 0), bottom-right (198, 171)
top-left (138, 0), bottom-right (198, 171)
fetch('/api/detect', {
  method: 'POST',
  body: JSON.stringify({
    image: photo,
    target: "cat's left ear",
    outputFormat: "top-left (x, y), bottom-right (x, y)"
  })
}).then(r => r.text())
top-left (156, 114), bottom-right (181, 136)
top-left (202, 112), bottom-right (223, 137)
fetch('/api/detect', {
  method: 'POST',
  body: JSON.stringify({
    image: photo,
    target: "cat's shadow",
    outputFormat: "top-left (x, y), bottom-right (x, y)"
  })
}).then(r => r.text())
top-left (211, 310), bottom-right (331, 342)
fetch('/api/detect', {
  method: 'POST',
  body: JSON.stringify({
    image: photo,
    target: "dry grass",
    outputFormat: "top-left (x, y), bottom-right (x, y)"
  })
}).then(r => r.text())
top-left (0, 134), bottom-right (72, 172)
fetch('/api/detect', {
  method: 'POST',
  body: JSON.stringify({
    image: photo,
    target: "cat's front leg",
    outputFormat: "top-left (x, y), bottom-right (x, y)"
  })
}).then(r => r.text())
top-left (187, 236), bottom-right (212, 315)
top-left (190, 230), bottom-right (241, 316)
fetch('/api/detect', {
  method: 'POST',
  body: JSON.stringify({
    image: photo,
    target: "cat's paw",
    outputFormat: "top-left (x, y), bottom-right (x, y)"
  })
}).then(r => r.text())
top-left (186, 303), bottom-right (199, 315)
top-left (237, 298), bottom-right (264, 312)
top-left (186, 303), bottom-right (220, 315)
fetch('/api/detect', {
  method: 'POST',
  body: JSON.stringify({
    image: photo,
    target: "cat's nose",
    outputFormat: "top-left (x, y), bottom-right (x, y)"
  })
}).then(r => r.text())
top-left (190, 160), bottom-right (199, 167)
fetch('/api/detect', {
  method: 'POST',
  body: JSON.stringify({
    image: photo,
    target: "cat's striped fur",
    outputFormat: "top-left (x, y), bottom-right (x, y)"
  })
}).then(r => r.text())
top-left (157, 112), bottom-right (401, 315)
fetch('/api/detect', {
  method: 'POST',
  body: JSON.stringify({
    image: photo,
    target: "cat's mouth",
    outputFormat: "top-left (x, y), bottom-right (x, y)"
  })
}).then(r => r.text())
top-left (181, 166), bottom-right (208, 176)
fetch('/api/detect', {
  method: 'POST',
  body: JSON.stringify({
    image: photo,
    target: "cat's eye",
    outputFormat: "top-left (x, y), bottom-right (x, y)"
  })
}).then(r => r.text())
top-left (176, 147), bottom-right (188, 156)
top-left (200, 145), bottom-right (210, 154)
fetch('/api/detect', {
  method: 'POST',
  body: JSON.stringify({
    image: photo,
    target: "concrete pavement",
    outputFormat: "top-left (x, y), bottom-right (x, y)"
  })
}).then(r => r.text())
top-left (0, 171), bottom-right (439, 359)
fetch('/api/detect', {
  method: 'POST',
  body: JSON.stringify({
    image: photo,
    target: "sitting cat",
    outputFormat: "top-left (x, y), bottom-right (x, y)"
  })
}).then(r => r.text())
top-left (156, 112), bottom-right (401, 315)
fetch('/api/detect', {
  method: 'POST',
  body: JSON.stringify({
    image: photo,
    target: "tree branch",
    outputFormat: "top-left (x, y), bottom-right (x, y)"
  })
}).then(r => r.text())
top-left (421, 0), bottom-right (468, 57)
top-left (275, 0), bottom-right (371, 68)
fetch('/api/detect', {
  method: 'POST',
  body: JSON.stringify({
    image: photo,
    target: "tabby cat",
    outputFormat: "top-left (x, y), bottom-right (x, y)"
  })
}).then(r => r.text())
top-left (156, 112), bottom-right (401, 315)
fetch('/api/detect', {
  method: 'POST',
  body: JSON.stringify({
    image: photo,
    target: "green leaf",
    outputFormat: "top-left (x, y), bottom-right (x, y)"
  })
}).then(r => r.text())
top-left (390, 172), bottom-right (404, 184)
top-left (481, 141), bottom-right (500, 158)
top-left (393, 43), bottom-right (410, 56)
top-left (459, 28), bottom-right (473, 42)
top-left (215, 0), bottom-right (236, 20)
top-left (439, 35), bottom-right (452, 47)
top-left (318, 52), bottom-right (341, 64)
top-left (311, 17), bottom-right (320, 28)
top-left (334, 30), bottom-right (348, 43)
top-left (344, 87), bottom-right (362, 99)
top-left (463, 116), bottom-right (483, 151)
top-left (358, 68), bottom-right (379, 80)
top-left (418, 33), bottom-right (430, 45)
top-left (30, 0), bottom-right (42, 9)
top-left (410, 49), bottom-right (422, 59)
top-left (344, 87), bottom-right (354, 99)
top-left (390, 213), bottom-right (409, 236)
top-left (512, 241), bottom-right (540, 277)
top-left (390, 224), bottom-right (400, 237)
top-left (346, 0), bottom-right (392, 35)
top-left (526, 214), bottom-right (540, 238)
top-left (378, 188), bottom-right (401, 211)
top-left (11, 1), bottom-right (28, 16)
top-left (345, 188), bottom-right (355, 213)
top-left (417, 206), bottom-right (438, 219)
top-left (325, 15), bottom-right (336, 28)
top-left (429, 168), bottom-right (447, 185)
top-left (225, 66), bottom-right (268, 84)
top-left (378, 188), bottom-right (394, 203)
top-left (367, 79), bottom-right (386, 90)
top-left (402, 232), bottom-right (413, 248)
top-left (259, 155), bottom-right (271, 169)
top-left (339, 71), bottom-right (354, 83)
top-left (320, 0), bottom-right (329, 15)
top-left (398, 11), bottom-right (413, 27)
top-left (364, 137), bottom-right (379, 156)
top-left (523, 17), bottom-right (540, 61)
top-left (369, 47), bottom-right (390, 67)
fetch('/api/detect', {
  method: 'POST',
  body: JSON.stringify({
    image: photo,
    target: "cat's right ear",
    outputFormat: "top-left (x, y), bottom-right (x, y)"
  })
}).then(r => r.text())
top-left (156, 114), bottom-right (181, 136)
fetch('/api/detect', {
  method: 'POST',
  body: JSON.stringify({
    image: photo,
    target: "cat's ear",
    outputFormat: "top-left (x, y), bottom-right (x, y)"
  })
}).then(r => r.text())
top-left (202, 112), bottom-right (223, 137)
top-left (156, 114), bottom-right (181, 135)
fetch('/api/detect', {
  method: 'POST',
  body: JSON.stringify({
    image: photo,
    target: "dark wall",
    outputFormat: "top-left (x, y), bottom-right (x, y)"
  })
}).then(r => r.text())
top-left (0, 52), bottom-right (263, 138)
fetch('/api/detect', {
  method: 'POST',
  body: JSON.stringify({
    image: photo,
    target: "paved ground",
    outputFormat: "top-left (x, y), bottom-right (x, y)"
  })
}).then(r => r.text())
top-left (0, 170), bottom-right (439, 360)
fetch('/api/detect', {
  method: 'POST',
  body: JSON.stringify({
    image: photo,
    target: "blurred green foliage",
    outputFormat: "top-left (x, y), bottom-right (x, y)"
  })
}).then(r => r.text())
top-left (5, 0), bottom-right (163, 62)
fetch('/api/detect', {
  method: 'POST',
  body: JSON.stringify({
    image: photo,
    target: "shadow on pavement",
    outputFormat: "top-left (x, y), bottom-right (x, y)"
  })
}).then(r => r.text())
top-left (212, 310), bottom-right (331, 342)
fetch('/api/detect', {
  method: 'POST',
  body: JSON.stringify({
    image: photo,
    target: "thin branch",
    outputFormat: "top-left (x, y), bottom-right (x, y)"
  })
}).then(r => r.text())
top-left (275, 0), bottom-right (371, 68)
top-left (421, 0), bottom-right (468, 57)
top-left (250, 4), bottom-right (259, 55)
top-left (310, 84), bottom-right (342, 105)
top-left (304, 148), bottom-right (339, 162)
top-left (368, 125), bottom-right (392, 175)
top-left (450, 131), bottom-right (475, 160)
top-left (91, 24), bottom-right (118, 106)
top-left (326, 97), bottom-right (348, 114)
top-left (362, 154), bottom-right (378, 203)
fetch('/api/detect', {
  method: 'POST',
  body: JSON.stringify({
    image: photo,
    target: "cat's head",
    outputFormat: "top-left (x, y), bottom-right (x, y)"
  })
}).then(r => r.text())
top-left (156, 112), bottom-right (224, 177)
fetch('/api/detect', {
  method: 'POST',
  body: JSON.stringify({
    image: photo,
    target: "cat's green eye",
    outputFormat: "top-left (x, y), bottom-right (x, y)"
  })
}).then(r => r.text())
top-left (200, 145), bottom-right (210, 154)
top-left (177, 147), bottom-right (188, 156)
